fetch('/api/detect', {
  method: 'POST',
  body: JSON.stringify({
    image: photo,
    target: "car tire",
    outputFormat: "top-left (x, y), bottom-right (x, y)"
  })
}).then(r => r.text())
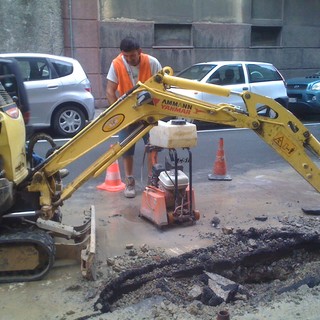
top-left (53, 105), bottom-right (86, 137)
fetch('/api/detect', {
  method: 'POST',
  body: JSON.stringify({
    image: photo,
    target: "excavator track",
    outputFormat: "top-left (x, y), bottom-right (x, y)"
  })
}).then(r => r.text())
top-left (0, 228), bottom-right (55, 283)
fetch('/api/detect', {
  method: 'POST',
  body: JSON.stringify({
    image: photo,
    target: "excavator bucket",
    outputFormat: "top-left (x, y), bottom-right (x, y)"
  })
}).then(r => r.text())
top-left (81, 206), bottom-right (96, 280)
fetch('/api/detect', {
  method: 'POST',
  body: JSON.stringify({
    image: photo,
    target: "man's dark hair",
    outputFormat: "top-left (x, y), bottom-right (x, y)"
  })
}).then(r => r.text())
top-left (120, 36), bottom-right (140, 52)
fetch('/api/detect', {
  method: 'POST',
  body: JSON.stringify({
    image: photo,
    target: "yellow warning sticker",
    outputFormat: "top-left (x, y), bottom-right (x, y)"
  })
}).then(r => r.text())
top-left (102, 114), bottom-right (125, 132)
top-left (272, 132), bottom-right (296, 156)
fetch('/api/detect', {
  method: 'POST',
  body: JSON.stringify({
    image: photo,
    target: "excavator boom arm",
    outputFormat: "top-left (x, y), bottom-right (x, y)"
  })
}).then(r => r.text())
top-left (29, 67), bottom-right (320, 215)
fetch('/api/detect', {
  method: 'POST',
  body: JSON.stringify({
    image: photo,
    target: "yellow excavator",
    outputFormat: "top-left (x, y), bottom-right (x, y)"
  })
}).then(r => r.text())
top-left (1, 64), bottom-right (320, 283)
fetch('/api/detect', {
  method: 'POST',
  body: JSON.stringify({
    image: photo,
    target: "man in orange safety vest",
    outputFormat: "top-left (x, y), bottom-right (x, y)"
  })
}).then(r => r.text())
top-left (106, 36), bottom-right (162, 198)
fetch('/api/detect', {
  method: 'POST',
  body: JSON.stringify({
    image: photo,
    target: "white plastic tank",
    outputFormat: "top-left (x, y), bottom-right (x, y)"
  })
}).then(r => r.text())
top-left (149, 119), bottom-right (197, 148)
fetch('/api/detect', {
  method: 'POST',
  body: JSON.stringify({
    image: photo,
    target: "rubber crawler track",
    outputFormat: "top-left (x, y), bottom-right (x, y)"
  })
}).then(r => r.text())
top-left (0, 228), bottom-right (55, 283)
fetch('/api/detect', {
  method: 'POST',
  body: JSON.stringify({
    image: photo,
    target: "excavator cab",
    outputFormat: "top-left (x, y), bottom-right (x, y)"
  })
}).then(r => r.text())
top-left (0, 62), bottom-right (29, 214)
top-left (0, 58), bottom-right (96, 283)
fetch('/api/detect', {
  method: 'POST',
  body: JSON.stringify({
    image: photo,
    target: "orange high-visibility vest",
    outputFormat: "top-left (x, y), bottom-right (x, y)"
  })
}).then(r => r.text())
top-left (113, 53), bottom-right (152, 95)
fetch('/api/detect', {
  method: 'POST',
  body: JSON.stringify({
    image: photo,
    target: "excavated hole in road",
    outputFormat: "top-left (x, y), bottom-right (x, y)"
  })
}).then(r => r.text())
top-left (92, 224), bottom-right (320, 316)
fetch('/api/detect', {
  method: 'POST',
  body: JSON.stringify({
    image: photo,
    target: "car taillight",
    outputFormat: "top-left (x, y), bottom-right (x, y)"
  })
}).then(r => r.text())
top-left (3, 104), bottom-right (20, 119)
top-left (23, 110), bottom-right (30, 124)
top-left (81, 79), bottom-right (92, 93)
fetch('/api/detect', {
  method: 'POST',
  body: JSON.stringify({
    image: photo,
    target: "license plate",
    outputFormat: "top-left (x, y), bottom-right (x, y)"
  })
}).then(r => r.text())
top-left (289, 97), bottom-right (297, 103)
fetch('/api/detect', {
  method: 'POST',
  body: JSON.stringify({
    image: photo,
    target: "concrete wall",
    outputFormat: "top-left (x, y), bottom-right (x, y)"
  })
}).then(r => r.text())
top-left (0, 0), bottom-right (63, 54)
top-left (100, 0), bottom-right (320, 78)
top-left (100, 0), bottom-right (248, 23)
top-left (1, 0), bottom-right (320, 108)
top-left (61, 0), bottom-right (103, 107)
top-left (281, 0), bottom-right (320, 77)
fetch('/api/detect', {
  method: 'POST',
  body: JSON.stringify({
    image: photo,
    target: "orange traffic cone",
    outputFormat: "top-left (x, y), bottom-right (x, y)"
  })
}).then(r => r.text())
top-left (208, 138), bottom-right (232, 181)
top-left (97, 159), bottom-right (126, 192)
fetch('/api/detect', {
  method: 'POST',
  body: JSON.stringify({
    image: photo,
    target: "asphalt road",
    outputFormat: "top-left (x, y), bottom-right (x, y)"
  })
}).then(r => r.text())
top-left (33, 121), bottom-right (320, 188)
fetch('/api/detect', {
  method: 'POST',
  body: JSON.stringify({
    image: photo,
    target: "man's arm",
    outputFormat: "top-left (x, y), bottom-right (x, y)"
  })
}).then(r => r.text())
top-left (106, 80), bottom-right (118, 105)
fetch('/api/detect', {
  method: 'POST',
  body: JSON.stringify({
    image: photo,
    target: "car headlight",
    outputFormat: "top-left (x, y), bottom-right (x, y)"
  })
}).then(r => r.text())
top-left (311, 83), bottom-right (320, 90)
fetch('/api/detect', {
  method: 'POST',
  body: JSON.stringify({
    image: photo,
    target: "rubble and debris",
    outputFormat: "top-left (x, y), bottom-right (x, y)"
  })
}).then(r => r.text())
top-left (221, 226), bottom-right (234, 235)
top-left (91, 219), bottom-right (320, 317)
top-left (211, 217), bottom-right (221, 227)
top-left (301, 207), bottom-right (320, 215)
top-left (255, 215), bottom-right (268, 221)
top-left (217, 309), bottom-right (230, 320)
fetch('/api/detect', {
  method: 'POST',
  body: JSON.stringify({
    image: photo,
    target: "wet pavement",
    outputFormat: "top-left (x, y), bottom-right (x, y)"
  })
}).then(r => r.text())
top-left (61, 161), bottom-right (320, 263)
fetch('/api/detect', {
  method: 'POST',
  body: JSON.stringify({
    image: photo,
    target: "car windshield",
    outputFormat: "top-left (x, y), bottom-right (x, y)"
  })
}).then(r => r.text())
top-left (177, 64), bottom-right (217, 81)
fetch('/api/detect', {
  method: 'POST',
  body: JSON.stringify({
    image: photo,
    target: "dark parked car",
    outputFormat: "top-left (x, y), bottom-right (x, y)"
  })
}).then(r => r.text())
top-left (286, 71), bottom-right (320, 116)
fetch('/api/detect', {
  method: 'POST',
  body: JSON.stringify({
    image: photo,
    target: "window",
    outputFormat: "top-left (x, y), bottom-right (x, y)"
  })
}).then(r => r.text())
top-left (15, 58), bottom-right (51, 81)
top-left (251, 26), bottom-right (281, 47)
top-left (13, 60), bottom-right (29, 81)
top-left (0, 63), bottom-right (17, 99)
top-left (0, 80), bottom-right (14, 104)
top-left (207, 65), bottom-right (245, 85)
top-left (178, 64), bottom-right (216, 81)
top-left (247, 64), bottom-right (282, 83)
top-left (251, 0), bottom-right (283, 20)
top-left (51, 59), bottom-right (73, 78)
top-left (154, 24), bottom-right (192, 47)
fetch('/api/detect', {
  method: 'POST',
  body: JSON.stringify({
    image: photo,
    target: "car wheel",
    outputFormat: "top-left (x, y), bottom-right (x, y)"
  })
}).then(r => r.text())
top-left (53, 105), bottom-right (86, 137)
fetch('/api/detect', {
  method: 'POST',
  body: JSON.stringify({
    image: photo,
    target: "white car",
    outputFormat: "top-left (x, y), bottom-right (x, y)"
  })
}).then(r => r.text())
top-left (0, 53), bottom-right (95, 137)
top-left (171, 61), bottom-right (288, 121)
